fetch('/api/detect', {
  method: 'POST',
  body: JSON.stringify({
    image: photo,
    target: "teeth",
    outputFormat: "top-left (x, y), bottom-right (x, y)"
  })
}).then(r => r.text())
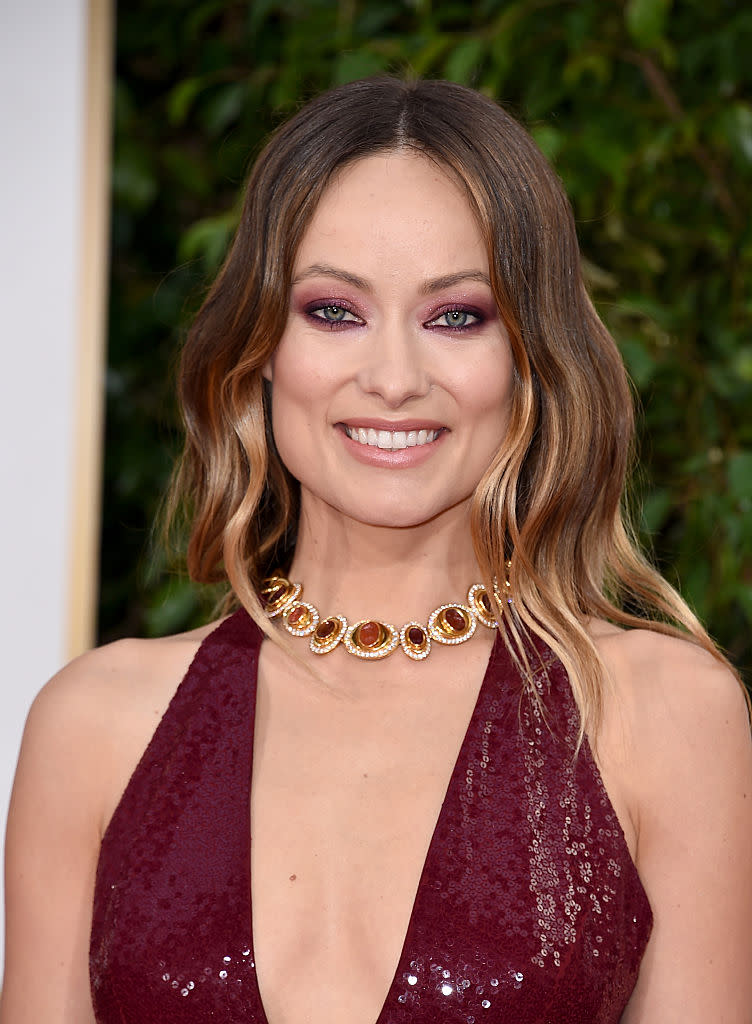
top-left (345, 426), bottom-right (440, 449)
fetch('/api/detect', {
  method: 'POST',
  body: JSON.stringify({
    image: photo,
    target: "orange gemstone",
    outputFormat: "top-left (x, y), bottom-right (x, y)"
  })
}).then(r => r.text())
top-left (407, 626), bottom-right (426, 647)
top-left (444, 607), bottom-right (466, 632)
top-left (316, 619), bottom-right (336, 640)
top-left (288, 606), bottom-right (308, 626)
top-left (357, 621), bottom-right (381, 648)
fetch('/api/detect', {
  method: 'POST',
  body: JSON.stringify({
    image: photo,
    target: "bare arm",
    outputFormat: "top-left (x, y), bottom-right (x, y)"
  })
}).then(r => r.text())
top-left (0, 652), bottom-right (116, 1023)
top-left (0, 629), bottom-right (206, 1024)
top-left (601, 633), bottom-right (752, 1023)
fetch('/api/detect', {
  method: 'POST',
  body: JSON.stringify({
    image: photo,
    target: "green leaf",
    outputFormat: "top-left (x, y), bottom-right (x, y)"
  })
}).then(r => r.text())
top-left (728, 452), bottom-right (752, 501)
top-left (625, 0), bottom-right (672, 49)
top-left (144, 579), bottom-right (206, 638)
top-left (732, 347), bottom-right (752, 384)
top-left (160, 145), bottom-right (211, 198)
top-left (578, 121), bottom-right (631, 183)
top-left (530, 123), bottom-right (564, 161)
top-left (738, 586), bottom-right (752, 624)
top-left (562, 53), bottom-right (611, 88)
top-left (167, 77), bottom-right (205, 126)
top-left (112, 145), bottom-right (157, 211)
top-left (721, 103), bottom-right (752, 164)
top-left (444, 37), bottom-right (486, 85)
top-left (178, 211), bottom-right (238, 272)
top-left (333, 49), bottom-right (389, 85)
top-left (411, 33), bottom-right (453, 76)
top-left (641, 487), bottom-right (672, 534)
top-left (619, 336), bottom-right (659, 388)
top-left (185, 1), bottom-right (229, 42)
top-left (202, 82), bottom-right (247, 136)
top-left (682, 558), bottom-right (711, 621)
top-left (248, 0), bottom-right (279, 34)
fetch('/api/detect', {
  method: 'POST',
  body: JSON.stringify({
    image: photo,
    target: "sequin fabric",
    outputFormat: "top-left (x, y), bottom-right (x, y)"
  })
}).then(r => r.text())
top-left (90, 610), bottom-right (652, 1023)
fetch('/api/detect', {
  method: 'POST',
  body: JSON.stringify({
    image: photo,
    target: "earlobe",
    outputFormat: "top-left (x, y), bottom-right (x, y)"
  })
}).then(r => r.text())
top-left (262, 360), bottom-right (273, 382)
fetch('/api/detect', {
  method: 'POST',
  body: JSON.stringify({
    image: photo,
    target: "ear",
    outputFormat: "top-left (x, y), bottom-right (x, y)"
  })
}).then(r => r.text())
top-left (262, 359), bottom-right (273, 382)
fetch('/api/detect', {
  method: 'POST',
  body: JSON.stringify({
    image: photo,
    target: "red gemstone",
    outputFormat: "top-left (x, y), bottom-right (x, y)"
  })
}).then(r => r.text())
top-left (444, 607), bottom-right (467, 632)
top-left (315, 619), bottom-right (336, 640)
top-left (407, 626), bottom-right (426, 647)
top-left (267, 586), bottom-right (287, 604)
top-left (288, 606), bottom-right (308, 626)
top-left (480, 591), bottom-right (492, 613)
top-left (357, 621), bottom-right (381, 648)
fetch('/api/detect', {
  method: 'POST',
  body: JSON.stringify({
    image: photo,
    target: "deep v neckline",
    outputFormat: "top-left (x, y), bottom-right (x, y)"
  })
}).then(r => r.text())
top-left (90, 608), bottom-right (654, 1024)
top-left (239, 616), bottom-right (504, 1024)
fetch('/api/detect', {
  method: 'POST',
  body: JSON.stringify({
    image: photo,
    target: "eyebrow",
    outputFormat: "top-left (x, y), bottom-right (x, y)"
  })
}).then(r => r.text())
top-left (420, 270), bottom-right (492, 294)
top-left (292, 263), bottom-right (492, 294)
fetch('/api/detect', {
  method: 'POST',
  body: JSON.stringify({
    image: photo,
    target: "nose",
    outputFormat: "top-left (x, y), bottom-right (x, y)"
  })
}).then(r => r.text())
top-left (355, 325), bottom-right (431, 407)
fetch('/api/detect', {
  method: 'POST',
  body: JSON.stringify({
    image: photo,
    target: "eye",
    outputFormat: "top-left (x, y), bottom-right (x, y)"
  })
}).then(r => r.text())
top-left (308, 304), bottom-right (361, 324)
top-left (426, 308), bottom-right (483, 330)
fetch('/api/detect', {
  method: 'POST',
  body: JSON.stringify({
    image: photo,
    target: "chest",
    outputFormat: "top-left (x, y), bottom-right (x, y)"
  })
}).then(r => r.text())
top-left (249, 660), bottom-right (489, 1024)
top-left (89, 616), bottom-right (652, 1024)
top-left (252, 645), bottom-right (487, 844)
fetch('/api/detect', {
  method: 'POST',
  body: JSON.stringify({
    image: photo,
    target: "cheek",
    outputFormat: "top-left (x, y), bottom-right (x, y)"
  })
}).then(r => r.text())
top-left (458, 349), bottom-right (515, 423)
top-left (269, 327), bottom-right (346, 394)
top-left (268, 342), bottom-right (325, 412)
top-left (266, 344), bottom-right (338, 475)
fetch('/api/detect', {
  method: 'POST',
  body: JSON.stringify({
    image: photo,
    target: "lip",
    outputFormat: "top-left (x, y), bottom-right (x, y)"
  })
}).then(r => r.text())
top-left (338, 417), bottom-right (447, 432)
top-left (337, 422), bottom-right (445, 468)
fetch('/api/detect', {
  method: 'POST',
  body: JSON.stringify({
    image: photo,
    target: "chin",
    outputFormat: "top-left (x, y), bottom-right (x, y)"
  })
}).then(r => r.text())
top-left (328, 491), bottom-right (470, 531)
top-left (352, 510), bottom-right (441, 530)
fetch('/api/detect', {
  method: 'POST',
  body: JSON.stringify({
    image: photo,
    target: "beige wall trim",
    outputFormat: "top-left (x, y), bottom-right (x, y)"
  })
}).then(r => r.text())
top-left (67, 0), bottom-right (114, 657)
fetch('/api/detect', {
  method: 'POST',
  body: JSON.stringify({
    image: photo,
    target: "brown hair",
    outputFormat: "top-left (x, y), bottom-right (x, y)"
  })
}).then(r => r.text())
top-left (172, 76), bottom-right (738, 738)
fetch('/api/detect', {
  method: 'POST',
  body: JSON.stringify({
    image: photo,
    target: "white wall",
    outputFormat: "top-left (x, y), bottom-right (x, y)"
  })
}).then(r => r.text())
top-left (0, 0), bottom-right (111, 977)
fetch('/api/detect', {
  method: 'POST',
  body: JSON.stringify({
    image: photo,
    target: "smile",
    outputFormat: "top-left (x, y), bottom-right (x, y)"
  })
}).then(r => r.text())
top-left (343, 426), bottom-right (442, 450)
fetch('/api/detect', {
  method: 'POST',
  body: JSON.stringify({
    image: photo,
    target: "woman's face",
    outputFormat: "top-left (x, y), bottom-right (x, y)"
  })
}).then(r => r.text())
top-left (264, 150), bottom-right (514, 531)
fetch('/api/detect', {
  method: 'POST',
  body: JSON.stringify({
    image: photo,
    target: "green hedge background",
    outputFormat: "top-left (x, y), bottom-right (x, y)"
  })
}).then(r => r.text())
top-left (101, 0), bottom-right (752, 687)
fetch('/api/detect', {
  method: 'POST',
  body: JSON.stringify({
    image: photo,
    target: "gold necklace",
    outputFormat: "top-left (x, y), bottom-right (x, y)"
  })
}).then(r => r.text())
top-left (259, 573), bottom-right (504, 661)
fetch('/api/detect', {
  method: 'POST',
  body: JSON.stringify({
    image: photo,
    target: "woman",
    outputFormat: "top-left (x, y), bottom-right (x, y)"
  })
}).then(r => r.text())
top-left (2, 77), bottom-right (751, 1024)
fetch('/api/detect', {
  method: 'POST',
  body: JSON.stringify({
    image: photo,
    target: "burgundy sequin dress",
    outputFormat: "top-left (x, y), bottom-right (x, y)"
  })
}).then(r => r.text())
top-left (90, 610), bottom-right (652, 1023)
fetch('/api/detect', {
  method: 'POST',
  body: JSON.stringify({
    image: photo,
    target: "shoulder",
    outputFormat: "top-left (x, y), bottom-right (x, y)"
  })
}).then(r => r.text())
top-left (1, 625), bottom-right (220, 1024)
top-left (592, 624), bottom-right (749, 747)
top-left (589, 632), bottom-right (752, 1019)
top-left (27, 620), bottom-right (219, 735)
top-left (19, 620), bottom-right (225, 836)
top-left (591, 624), bottom-right (751, 846)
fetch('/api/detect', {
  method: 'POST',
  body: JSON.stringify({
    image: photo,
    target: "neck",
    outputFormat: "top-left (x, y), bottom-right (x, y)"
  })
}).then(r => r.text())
top-left (287, 502), bottom-right (480, 623)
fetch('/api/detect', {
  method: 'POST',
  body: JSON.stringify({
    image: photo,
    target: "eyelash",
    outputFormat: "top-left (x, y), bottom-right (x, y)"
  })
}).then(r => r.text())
top-left (303, 303), bottom-right (485, 333)
top-left (425, 308), bottom-right (484, 332)
top-left (304, 303), bottom-right (362, 330)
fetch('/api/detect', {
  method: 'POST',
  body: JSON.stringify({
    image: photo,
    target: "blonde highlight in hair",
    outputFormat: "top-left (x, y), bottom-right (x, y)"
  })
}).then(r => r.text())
top-left (169, 76), bottom-right (741, 740)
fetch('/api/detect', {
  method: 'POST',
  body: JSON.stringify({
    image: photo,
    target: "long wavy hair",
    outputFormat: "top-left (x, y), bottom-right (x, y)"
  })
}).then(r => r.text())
top-left (171, 76), bottom-right (738, 739)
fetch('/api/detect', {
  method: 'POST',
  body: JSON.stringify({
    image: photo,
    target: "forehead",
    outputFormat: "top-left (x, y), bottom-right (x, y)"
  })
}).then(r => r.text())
top-left (294, 151), bottom-right (487, 276)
